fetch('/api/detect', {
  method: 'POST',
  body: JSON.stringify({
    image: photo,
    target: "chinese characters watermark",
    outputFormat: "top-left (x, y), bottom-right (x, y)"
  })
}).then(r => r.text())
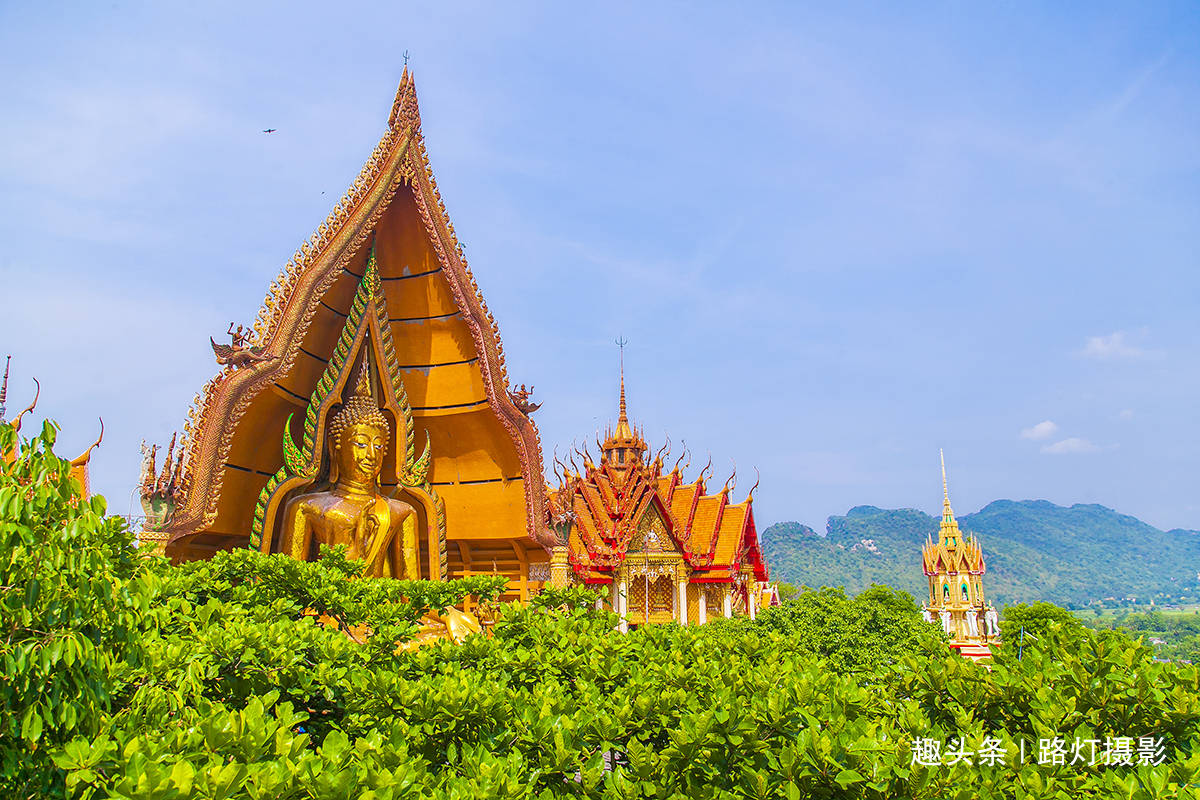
top-left (910, 736), bottom-right (1166, 768)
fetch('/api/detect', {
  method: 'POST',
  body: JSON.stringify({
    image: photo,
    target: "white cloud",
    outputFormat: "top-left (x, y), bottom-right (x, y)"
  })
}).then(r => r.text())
top-left (1080, 330), bottom-right (1157, 360)
top-left (1020, 420), bottom-right (1059, 441)
top-left (1118, 409), bottom-right (1135, 420)
top-left (1041, 437), bottom-right (1101, 455)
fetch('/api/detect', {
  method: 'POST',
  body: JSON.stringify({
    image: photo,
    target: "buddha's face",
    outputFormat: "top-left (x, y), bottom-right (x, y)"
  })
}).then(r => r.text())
top-left (336, 422), bottom-right (387, 490)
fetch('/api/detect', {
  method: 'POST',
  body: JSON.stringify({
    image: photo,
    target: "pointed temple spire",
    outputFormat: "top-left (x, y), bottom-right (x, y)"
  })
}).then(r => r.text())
top-left (602, 338), bottom-right (647, 467)
top-left (0, 355), bottom-right (9, 422)
top-left (940, 448), bottom-right (949, 505)
top-left (615, 336), bottom-right (633, 440)
top-left (618, 362), bottom-right (628, 426)
top-left (145, 71), bottom-right (551, 566)
top-left (548, 341), bottom-right (770, 622)
top-left (938, 449), bottom-right (961, 547)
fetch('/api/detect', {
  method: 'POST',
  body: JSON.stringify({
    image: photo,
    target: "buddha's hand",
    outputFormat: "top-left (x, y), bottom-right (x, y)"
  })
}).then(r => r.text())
top-left (358, 509), bottom-right (379, 550)
top-left (359, 497), bottom-right (392, 566)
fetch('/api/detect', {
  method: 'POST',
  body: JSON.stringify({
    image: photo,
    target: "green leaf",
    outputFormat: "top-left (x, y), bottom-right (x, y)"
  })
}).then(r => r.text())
top-left (21, 706), bottom-right (43, 743)
top-left (835, 768), bottom-right (865, 787)
top-left (170, 759), bottom-right (195, 793)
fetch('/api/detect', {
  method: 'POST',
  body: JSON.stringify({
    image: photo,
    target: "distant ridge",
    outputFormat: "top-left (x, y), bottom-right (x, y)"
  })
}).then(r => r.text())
top-left (761, 500), bottom-right (1200, 607)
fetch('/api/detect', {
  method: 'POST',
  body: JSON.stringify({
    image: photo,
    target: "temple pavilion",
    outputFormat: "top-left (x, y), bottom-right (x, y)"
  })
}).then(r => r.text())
top-left (547, 368), bottom-right (770, 627)
top-left (921, 452), bottom-right (998, 659)
top-left (139, 71), bottom-right (556, 599)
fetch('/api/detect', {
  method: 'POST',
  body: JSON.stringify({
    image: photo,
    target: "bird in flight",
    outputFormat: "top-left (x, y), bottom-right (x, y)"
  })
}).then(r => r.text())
top-left (262, 128), bottom-right (277, 134)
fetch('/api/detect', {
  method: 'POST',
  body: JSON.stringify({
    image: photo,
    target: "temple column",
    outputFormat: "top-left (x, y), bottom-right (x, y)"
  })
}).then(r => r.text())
top-left (676, 562), bottom-right (688, 626)
top-left (698, 587), bottom-right (707, 625)
top-left (548, 546), bottom-right (569, 589)
top-left (748, 581), bottom-right (757, 620)
top-left (723, 587), bottom-right (733, 619)
top-left (617, 572), bottom-right (628, 633)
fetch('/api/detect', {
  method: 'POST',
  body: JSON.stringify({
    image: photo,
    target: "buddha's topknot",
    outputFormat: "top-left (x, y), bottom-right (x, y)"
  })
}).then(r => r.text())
top-left (329, 360), bottom-right (390, 448)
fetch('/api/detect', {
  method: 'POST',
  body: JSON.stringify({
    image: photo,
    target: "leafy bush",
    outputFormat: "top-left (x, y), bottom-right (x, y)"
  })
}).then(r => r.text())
top-left (1081, 609), bottom-right (1200, 662)
top-left (3, 420), bottom-right (1200, 798)
top-left (1000, 602), bottom-right (1086, 645)
top-left (746, 584), bottom-right (949, 673)
top-left (0, 421), bottom-right (151, 797)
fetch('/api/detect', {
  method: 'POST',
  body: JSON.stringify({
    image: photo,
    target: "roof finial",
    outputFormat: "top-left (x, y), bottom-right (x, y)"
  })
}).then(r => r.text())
top-left (615, 336), bottom-right (629, 425)
top-left (0, 355), bottom-right (9, 421)
top-left (940, 448), bottom-right (950, 511)
top-left (12, 377), bottom-right (39, 433)
top-left (938, 448), bottom-right (960, 546)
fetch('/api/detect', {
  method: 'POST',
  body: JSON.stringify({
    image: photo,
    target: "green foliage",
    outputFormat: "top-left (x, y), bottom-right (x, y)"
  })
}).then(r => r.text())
top-left (746, 585), bottom-right (950, 673)
top-left (761, 501), bottom-right (1200, 608)
top-left (155, 545), bottom-right (507, 653)
top-left (1081, 608), bottom-right (1200, 662)
top-left (1175, 635), bottom-right (1200, 664)
top-left (1001, 602), bottom-right (1086, 645)
top-left (4, 420), bottom-right (1200, 798)
top-left (530, 585), bottom-right (604, 613)
top-left (61, 592), bottom-right (1200, 799)
top-left (775, 582), bottom-right (800, 603)
top-left (0, 420), bottom-right (151, 797)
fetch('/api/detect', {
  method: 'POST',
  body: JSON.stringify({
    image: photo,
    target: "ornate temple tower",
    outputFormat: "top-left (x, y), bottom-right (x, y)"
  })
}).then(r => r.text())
top-left (922, 452), bottom-right (997, 658)
top-left (549, 363), bottom-right (770, 627)
top-left (139, 71), bottom-right (554, 596)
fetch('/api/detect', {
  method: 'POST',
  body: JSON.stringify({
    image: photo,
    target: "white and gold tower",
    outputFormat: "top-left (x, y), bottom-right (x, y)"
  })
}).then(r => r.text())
top-left (921, 452), bottom-right (997, 658)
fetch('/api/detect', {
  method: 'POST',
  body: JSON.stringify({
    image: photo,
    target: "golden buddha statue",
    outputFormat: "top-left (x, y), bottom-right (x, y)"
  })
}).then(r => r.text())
top-left (282, 367), bottom-right (420, 578)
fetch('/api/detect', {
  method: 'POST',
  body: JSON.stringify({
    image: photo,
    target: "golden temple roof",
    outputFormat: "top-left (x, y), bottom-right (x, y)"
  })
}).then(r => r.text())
top-left (922, 451), bottom-right (986, 576)
top-left (143, 71), bottom-right (550, 567)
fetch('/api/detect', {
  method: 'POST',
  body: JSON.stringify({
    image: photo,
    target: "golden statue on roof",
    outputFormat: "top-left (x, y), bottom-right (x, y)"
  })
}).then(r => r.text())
top-left (210, 322), bottom-right (274, 368)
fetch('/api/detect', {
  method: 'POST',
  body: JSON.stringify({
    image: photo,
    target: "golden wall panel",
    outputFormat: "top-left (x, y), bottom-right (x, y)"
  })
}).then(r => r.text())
top-left (211, 465), bottom-right (269, 539)
top-left (421, 409), bottom-right (524, 481)
top-left (274, 349), bottom-right (329, 408)
top-left (437, 479), bottom-right (528, 541)
top-left (398, 361), bottom-right (486, 409)
top-left (381, 271), bottom-right (460, 319)
top-left (374, 188), bottom-right (441, 278)
top-left (224, 393), bottom-right (290, 473)
top-left (388, 315), bottom-right (476, 366)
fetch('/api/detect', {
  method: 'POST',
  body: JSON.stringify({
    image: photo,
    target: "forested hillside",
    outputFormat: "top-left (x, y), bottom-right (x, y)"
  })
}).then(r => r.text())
top-left (762, 501), bottom-right (1200, 607)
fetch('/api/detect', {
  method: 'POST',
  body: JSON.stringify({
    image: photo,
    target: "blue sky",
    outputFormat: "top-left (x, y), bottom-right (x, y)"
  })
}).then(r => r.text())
top-left (1, 2), bottom-right (1197, 532)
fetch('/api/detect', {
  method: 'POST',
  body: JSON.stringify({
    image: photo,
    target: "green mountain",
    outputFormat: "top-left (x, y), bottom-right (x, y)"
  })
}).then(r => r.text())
top-left (761, 501), bottom-right (1200, 608)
